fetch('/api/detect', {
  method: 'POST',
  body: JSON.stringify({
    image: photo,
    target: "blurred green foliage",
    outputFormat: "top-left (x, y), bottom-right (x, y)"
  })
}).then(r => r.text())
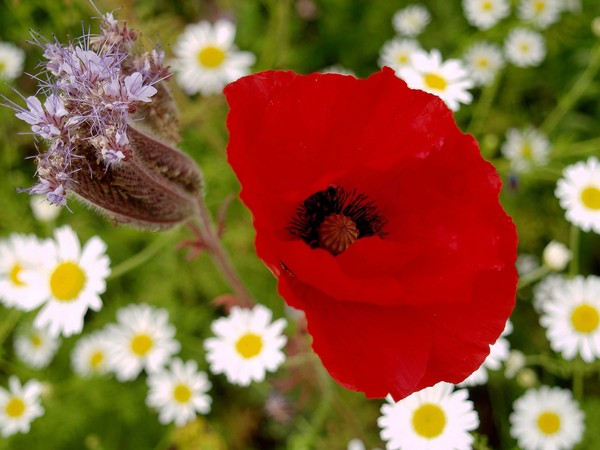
top-left (0, 0), bottom-right (600, 449)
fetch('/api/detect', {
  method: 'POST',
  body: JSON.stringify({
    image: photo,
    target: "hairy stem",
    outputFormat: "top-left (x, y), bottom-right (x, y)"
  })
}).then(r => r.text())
top-left (194, 196), bottom-right (255, 308)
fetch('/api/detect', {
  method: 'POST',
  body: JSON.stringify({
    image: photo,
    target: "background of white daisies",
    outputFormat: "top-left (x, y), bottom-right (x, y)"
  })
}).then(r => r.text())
top-left (1, 0), bottom-right (600, 449)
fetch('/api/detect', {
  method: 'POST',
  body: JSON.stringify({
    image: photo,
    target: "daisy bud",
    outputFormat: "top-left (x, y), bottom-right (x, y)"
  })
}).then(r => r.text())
top-left (504, 350), bottom-right (526, 379)
top-left (8, 12), bottom-right (202, 230)
top-left (542, 241), bottom-right (572, 272)
top-left (516, 368), bottom-right (538, 388)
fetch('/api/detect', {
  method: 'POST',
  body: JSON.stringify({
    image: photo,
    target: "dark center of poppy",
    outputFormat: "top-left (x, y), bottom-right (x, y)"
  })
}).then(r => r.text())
top-left (289, 186), bottom-right (386, 256)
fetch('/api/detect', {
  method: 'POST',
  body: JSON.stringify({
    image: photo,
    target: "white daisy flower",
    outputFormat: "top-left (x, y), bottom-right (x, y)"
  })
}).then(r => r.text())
top-left (396, 49), bottom-right (474, 111)
top-left (540, 275), bottom-right (600, 362)
top-left (458, 320), bottom-right (512, 387)
top-left (516, 254), bottom-right (540, 276)
top-left (504, 28), bottom-right (546, 67)
top-left (0, 234), bottom-right (50, 311)
top-left (146, 358), bottom-right (211, 427)
top-left (105, 303), bottom-right (181, 381)
top-left (555, 157), bottom-right (600, 233)
top-left (518, 0), bottom-right (562, 29)
top-left (204, 304), bottom-right (287, 386)
top-left (0, 377), bottom-right (44, 437)
top-left (30, 196), bottom-right (61, 222)
top-left (14, 325), bottom-right (60, 369)
top-left (462, 0), bottom-right (510, 30)
top-left (501, 126), bottom-right (551, 173)
top-left (542, 241), bottom-right (571, 272)
top-left (510, 386), bottom-right (585, 450)
top-left (71, 331), bottom-right (112, 377)
top-left (0, 42), bottom-right (25, 81)
top-left (171, 19), bottom-right (256, 96)
top-left (378, 38), bottom-right (421, 71)
top-left (378, 382), bottom-right (479, 450)
top-left (25, 226), bottom-right (110, 337)
top-left (533, 274), bottom-right (565, 312)
top-left (392, 5), bottom-right (431, 37)
top-left (463, 42), bottom-right (504, 86)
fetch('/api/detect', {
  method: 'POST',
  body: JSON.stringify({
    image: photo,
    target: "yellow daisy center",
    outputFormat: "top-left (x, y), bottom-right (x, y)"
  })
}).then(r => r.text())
top-left (90, 351), bottom-right (104, 368)
top-left (5, 397), bottom-right (26, 418)
top-left (580, 186), bottom-right (600, 210)
top-left (571, 304), bottom-right (600, 333)
top-left (520, 43), bottom-right (531, 54)
top-left (397, 54), bottom-right (409, 64)
top-left (198, 46), bottom-right (226, 68)
top-left (424, 73), bottom-right (447, 91)
top-left (173, 384), bottom-right (192, 403)
top-left (537, 411), bottom-right (561, 435)
top-left (31, 335), bottom-right (43, 347)
top-left (130, 334), bottom-right (154, 356)
top-left (482, 1), bottom-right (493, 11)
top-left (521, 142), bottom-right (533, 160)
top-left (412, 403), bottom-right (446, 438)
top-left (235, 333), bottom-right (263, 359)
top-left (476, 57), bottom-right (489, 68)
top-left (50, 261), bottom-right (86, 302)
top-left (534, 0), bottom-right (546, 13)
top-left (10, 263), bottom-right (25, 286)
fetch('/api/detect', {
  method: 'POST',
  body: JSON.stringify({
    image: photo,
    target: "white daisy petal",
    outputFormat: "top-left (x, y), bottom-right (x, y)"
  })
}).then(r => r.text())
top-left (555, 157), bottom-right (600, 233)
top-left (14, 324), bottom-right (61, 369)
top-left (171, 19), bottom-right (255, 96)
top-left (518, 0), bottom-right (562, 29)
top-left (0, 377), bottom-right (44, 437)
top-left (505, 28), bottom-right (546, 67)
top-left (378, 382), bottom-right (479, 450)
top-left (105, 303), bottom-right (181, 381)
top-left (204, 304), bottom-right (287, 386)
top-left (510, 386), bottom-right (585, 450)
top-left (540, 275), bottom-right (600, 362)
top-left (0, 234), bottom-right (51, 311)
top-left (463, 0), bottom-right (510, 30)
top-left (396, 49), bottom-right (474, 111)
top-left (501, 126), bottom-right (551, 173)
top-left (463, 41), bottom-right (504, 86)
top-left (0, 42), bottom-right (25, 81)
top-left (146, 358), bottom-right (211, 427)
top-left (72, 330), bottom-right (112, 377)
top-left (392, 5), bottom-right (431, 37)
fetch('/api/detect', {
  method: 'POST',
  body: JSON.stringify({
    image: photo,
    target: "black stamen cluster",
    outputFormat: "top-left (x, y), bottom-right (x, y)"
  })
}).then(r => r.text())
top-left (289, 185), bottom-right (387, 248)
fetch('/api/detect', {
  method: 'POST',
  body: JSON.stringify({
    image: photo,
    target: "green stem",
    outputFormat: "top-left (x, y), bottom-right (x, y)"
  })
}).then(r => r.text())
top-left (569, 225), bottom-right (580, 277)
top-left (0, 309), bottom-right (22, 352)
top-left (540, 45), bottom-right (600, 135)
top-left (517, 266), bottom-right (550, 290)
top-left (572, 359), bottom-right (584, 401)
top-left (256, 0), bottom-right (292, 70)
top-left (467, 72), bottom-right (502, 137)
top-left (289, 368), bottom-right (334, 450)
top-left (108, 232), bottom-right (176, 280)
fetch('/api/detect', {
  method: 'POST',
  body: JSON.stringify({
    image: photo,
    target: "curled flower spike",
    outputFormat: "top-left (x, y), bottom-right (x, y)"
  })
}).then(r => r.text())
top-left (7, 12), bottom-right (202, 229)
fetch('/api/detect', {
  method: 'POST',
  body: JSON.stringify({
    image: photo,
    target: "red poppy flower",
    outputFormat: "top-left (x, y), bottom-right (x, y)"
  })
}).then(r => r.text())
top-left (224, 68), bottom-right (517, 400)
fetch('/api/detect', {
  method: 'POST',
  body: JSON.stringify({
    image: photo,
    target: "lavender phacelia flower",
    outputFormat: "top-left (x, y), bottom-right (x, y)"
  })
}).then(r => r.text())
top-left (7, 11), bottom-right (201, 229)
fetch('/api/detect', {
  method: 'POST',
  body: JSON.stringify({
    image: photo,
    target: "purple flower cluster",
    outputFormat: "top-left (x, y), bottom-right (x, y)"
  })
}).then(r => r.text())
top-left (10, 12), bottom-right (165, 206)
